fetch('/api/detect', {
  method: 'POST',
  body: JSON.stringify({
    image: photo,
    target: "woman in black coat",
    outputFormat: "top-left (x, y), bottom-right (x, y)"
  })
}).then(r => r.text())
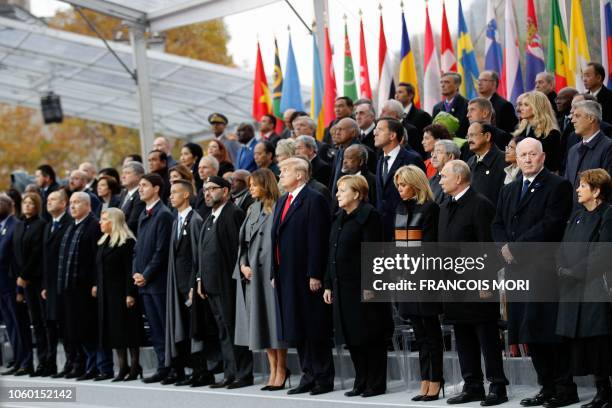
top-left (93, 208), bottom-right (143, 381)
top-left (556, 169), bottom-right (612, 408)
top-left (12, 191), bottom-right (47, 375)
top-left (324, 174), bottom-right (392, 398)
top-left (513, 91), bottom-right (562, 172)
top-left (393, 165), bottom-right (444, 401)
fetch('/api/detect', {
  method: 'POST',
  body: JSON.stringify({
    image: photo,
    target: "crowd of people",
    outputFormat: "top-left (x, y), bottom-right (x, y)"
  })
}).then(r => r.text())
top-left (1, 62), bottom-right (612, 408)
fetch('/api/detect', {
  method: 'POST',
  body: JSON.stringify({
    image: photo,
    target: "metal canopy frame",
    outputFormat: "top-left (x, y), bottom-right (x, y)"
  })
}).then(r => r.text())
top-left (0, 16), bottom-right (312, 149)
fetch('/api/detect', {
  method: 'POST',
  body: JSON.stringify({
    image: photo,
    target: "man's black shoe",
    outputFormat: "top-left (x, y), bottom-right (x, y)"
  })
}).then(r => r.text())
top-left (447, 391), bottom-right (486, 404)
top-left (543, 395), bottom-right (580, 408)
top-left (142, 372), bottom-right (167, 384)
top-left (93, 372), bottom-right (114, 381)
top-left (287, 383), bottom-right (314, 395)
top-left (227, 378), bottom-right (254, 389)
top-left (14, 367), bottom-right (34, 376)
top-left (190, 374), bottom-right (215, 387)
top-left (310, 384), bottom-right (333, 396)
top-left (1, 367), bottom-right (18, 376)
top-left (521, 392), bottom-right (555, 407)
top-left (209, 377), bottom-right (235, 388)
top-left (481, 393), bottom-right (509, 406)
top-left (76, 371), bottom-right (98, 381)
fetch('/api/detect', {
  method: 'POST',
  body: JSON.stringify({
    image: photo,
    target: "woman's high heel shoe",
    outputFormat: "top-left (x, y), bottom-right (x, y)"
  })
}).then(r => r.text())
top-left (412, 380), bottom-right (431, 401)
top-left (267, 368), bottom-right (291, 391)
top-left (112, 366), bottom-right (129, 382)
top-left (124, 365), bottom-right (143, 381)
top-left (422, 379), bottom-right (445, 402)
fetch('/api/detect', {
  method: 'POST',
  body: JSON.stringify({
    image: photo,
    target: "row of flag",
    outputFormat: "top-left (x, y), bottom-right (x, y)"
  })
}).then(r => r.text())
top-left (253, 0), bottom-right (612, 140)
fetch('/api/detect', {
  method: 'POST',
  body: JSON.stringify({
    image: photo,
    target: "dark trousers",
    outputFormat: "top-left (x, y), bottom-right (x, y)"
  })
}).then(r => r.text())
top-left (0, 291), bottom-right (32, 368)
top-left (296, 339), bottom-right (334, 388)
top-left (454, 322), bottom-right (508, 395)
top-left (23, 279), bottom-right (48, 367)
top-left (141, 293), bottom-right (168, 374)
top-left (45, 320), bottom-right (59, 368)
top-left (208, 294), bottom-right (252, 381)
top-left (410, 315), bottom-right (443, 382)
top-left (348, 342), bottom-right (387, 393)
top-left (528, 342), bottom-right (577, 397)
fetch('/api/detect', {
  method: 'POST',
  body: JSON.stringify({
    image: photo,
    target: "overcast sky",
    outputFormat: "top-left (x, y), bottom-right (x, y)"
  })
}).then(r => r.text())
top-left (30, 0), bottom-right (477, 89)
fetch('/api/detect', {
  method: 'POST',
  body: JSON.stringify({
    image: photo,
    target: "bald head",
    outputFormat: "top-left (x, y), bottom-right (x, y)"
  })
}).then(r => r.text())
top-left (78, 162), bottom-right (96, 181)
top-left (335, 117), bottom-right (359, 147)
top-left (69, 170), bottom-right (88, 191)
top-left (556, 87), bottom-right (578, 113)
top-left (153, 136), bottom-right (172, 154)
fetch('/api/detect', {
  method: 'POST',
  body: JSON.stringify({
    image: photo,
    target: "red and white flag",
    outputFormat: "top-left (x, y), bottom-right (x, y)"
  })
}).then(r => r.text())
top-left (440, 1), bottom-right (457, 73)
top-left (423, 4), bottom-right (441, 114)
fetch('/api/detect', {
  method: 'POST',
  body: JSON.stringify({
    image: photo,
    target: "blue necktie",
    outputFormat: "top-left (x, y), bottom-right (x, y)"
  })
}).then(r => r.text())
top-left (52, 220), bottom-right (59, 233)
top-left (520, 180), bottom-right (531, 201)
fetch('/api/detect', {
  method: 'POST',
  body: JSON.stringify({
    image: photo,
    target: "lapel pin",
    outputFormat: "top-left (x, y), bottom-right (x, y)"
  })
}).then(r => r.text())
top-left (485, 170), bottom-right (490, 175)
top-left (531, 188), bottom-right (535, 193)
top-left (0, 228), bottom-right (5, 236)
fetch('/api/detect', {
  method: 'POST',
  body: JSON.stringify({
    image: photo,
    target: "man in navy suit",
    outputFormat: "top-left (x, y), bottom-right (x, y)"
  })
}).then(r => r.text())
top-left (433, 72), bottom-right (470, 138)
top-left (0, 194), bottom-right (28, 375)
top-left (272, 157), bottom-right (334, 395)
top-left (583, 62), bottom-right (612, 124)
top-left (133, 173), bottom-right (174, 383)
top-left (374, 117), bottom-right (425, 241)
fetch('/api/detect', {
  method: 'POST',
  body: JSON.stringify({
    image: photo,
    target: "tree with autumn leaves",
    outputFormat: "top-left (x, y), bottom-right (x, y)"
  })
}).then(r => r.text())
top-left (0, 8), bottom-right (233, 190)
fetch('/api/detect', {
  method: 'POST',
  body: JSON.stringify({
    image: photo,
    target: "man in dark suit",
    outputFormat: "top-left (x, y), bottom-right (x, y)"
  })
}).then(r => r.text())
top-left (58, 192), bottom-right (109, 380)
top-left (148, 150), bottom-right (171, 204)
top-left (272, 158), bottom-right (334, 395)
top-left (437, 160), bottom-right (508, 406)
top-left (492, 137), bottom-right (576, 408)
top-left (583, 62), bottom-right (612, 124)
top-left (295, 135), bottom-right (331, 187)
top-left (467, 98), bottom-right (512, 151)
top-left (254, 141), bottom-right (280, 178)
top-left (535, 72), bottom-right (558, 116)
top-left (329, 118), bottom-right (361, 197)
top-left (342, 145), bottom-right (377, 205)
top-left (196, 176), bottom-right (252, 389)
top-left (68, 170), bottom-right (101, 216)
top-left (374, 117), bottom-right (425, 241)
top-left (466, 122), bottom-right (507, 206)
top-left (565, 100), bottom-right (612, 201)
top-left (35, 164), bottom-right (60, 221)
top-left (227, 170), bottom-right (254, 214)
top-left (119, 161), bottom-right (146, 235)
top-left (430, 140), bottom-right (461, 205)
top-left (260, 114), bottom-right (281, 147)
top-left (556, 87), bottom-right (578, 136)
top-left (396, 82), bottom-right (432, 158)
top-left (323, 96), bottom-right (354, 145)
top-left (379, 99), bottom-right (422, 156)
top-left (153, 136), bottom-right (178, 168)
top-left (78, 162), bottom-right (98, 197)
top-left (164, 180), bottom-right (211, 386)
top-left (354, 99), bottom-right (378, 153)
top-left (0, 194), bottom-right (26, 376)
top-left (133, 173), bottom-right (174, 383)
top-left (433, 72), bottom-right (470, 138)
top-left (41, 190), bottom-right (73, 378)
top-left (478, 70), bottom-right (518, 133)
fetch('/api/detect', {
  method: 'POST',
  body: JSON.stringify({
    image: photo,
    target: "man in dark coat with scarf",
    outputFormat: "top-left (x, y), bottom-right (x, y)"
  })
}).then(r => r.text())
top-left (492, 137), bottom-right (576, 408)
top-left (196, 176), bottom-right (251, 389)
top-left (42, 190), bottom-right (73, 377)
top-left (57, 192), bottom-right (109, 380)
top-left (164, 180), bottom-right (215, 387)
top-left (438, 160), bottom-right (509, 406)
top-left (272, 157), bottom-right (334, 395)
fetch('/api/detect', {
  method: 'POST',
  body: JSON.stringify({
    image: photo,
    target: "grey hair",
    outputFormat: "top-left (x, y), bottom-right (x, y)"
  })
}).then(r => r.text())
top-left (482, 70), bottom-right (500, 87)
top-left (345, 144), bottom-right (368, 164)
top-left (435, 139), bottom-right (461, 159)
top-left (442, 72), bottom-right (462, 86)
top-left (295, 135), bottom-right (318, 153)
top-left (276, 138), bottom-right (296, 157)
top-left (381, 99), bottom-right (405, 118)
top-left (123, 161), bottom-right (145, 176)
top-left (354, 98), bottom-right (376, 116)
top-left (71, 191), bottom-right (91, 205)
top-left (536, 71), bottom-right (555, 85)
top-left (574, 100), bottom-right (603, 123)
top-left (293, 116), bottom-right (316, 132)
top-left (446, 159), bottom-right (471, 183)
top-left (200, 155), bottom-right (220, 173)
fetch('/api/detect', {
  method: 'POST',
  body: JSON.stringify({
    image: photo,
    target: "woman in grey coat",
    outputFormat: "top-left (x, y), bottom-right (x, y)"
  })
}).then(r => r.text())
top-left (233, 168), bottom-right (289, 391)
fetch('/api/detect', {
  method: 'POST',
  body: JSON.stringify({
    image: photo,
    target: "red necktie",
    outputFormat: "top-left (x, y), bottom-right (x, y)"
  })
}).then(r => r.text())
top-left (276, 194), bottom-right (293, 265)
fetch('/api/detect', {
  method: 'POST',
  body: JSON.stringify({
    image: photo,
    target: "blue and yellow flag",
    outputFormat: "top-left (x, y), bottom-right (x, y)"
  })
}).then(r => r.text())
top-left (457, 0), bottom-right (480, 99)
top-left (399, 12), bottom-right (420, 108)
top-left (311, 36), bottom-right (325, 141)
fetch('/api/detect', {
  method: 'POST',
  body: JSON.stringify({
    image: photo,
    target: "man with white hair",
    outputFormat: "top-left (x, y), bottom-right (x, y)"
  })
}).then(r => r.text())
top-left (295, 135), bottom-right (330, 187)
top-left (535, 72), bottom-right (558, 115)
top-left (565, 100), bottom-right (612, 200)
top-left (438, 159), bottom-right (509, 406)
top-left (153, 136), bottom-right (178, 168)
top-left (58, 192), bottom-right (112, 380)
top-left (430, 140), bottom-right (461, 204)
top-left (78, 162), bottom-right (97, 194)
top-left (492, 138), bottom-right (576, 408)
top-left (380, 99), bottom-right (421, 156)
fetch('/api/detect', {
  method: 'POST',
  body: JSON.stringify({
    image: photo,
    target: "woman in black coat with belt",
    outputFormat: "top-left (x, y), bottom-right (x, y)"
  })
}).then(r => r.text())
top-left (12, 191), bottom-right (47, 376)
top-left (513, 91), bottom-right (562, 172)
top-left (556, 169), bottom-right (612, 408)
top-left (323, 175), bottom-right (393, 398)
top-left (92, 208), bottom-right (143, 381)
top-left (393, 165), bottom-right (444, 401)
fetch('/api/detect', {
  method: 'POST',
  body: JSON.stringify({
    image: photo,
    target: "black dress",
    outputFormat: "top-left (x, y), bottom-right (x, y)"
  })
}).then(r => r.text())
top-left (96, 237), bottom-right (143, 349)
top-left (557, 204), bottom-right (612, 376)
top-left (515, 127), bottom-right (562, 173)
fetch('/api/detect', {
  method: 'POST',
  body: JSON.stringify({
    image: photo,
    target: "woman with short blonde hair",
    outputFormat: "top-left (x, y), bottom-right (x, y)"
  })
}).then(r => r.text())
top-left (275, 139), bottom-right (296, 164)
top-left (94, 207), bottom-right (142, 381)
top-left (394, 165), bottom-right (435, 205)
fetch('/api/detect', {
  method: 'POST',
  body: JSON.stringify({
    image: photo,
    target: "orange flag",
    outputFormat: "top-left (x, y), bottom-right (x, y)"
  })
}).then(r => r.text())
top-left (252, 42), bottom-right (272, 121)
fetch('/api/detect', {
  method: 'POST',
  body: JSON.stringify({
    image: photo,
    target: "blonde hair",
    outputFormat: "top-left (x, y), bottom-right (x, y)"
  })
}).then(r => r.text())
top-left (275, 138), bottom-right (296, 159)
top-left (97, 208), bottom-right (135, 247)
top-left (393, 165), bottom-right (434, 205)
top-left (280, 157), bottom-right (309, 181)
top-left (337, 174), bottom-right (369, 202)
top-left (513, 91), bottom-right (559, 139)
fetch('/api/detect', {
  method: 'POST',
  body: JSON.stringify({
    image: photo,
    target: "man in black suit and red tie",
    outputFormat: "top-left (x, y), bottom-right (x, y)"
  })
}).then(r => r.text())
top-left (272, 157), bottom-right (334, 396)
top-left (433, 72), bottom-right (470, 138)
top-left (374, 117), bottom-right (425, 241)
top-left (492, 138), bottom-right (576, 408)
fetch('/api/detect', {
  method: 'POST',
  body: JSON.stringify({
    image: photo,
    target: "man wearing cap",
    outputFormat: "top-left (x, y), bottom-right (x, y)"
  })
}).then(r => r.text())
top-left (208, 113), bottom-right (240, 164)
top-left (196, 176), bottom-right (252, 389)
